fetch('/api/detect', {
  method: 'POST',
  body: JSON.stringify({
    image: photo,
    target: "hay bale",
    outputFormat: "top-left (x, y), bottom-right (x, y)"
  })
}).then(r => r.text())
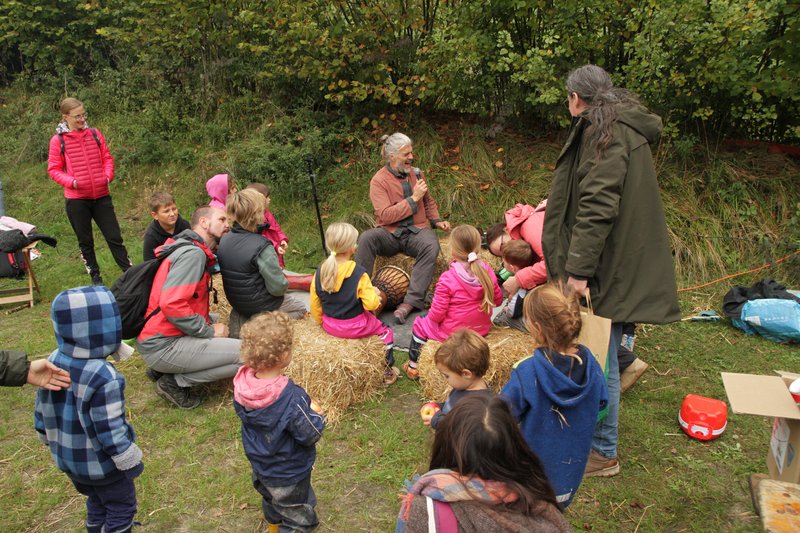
top-left (418, 326), bottom-right (534, 402)
top-left (209, 273), bottom-right (232, 325)
top-left (287, 318), bottom-right (387, 424)
top-left (373, 238), bottom-right (501, 294)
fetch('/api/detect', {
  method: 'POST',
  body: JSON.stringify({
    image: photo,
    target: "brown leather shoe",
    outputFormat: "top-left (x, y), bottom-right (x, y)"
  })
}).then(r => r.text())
top-left (620, 358), bottom-right (649, 393)
top-left (393, 303), bottom-right (414, 324)
top-left (584, 450), bottom-right (620, 478)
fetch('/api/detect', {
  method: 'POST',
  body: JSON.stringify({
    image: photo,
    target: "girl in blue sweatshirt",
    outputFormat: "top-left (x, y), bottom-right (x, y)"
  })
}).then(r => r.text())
top-left (501, 282), bottom-right (607, 507)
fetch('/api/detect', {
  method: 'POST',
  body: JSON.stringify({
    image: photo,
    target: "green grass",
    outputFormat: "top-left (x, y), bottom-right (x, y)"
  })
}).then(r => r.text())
top-left (2, 86), bottom-right (800, 531)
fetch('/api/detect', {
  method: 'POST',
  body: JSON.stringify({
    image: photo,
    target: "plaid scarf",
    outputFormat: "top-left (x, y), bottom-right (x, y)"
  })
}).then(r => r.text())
top-left (397, 469), bottom-right (519, 530)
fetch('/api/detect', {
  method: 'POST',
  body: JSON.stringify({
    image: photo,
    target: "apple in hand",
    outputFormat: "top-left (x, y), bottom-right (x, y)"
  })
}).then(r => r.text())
top-left (419, 402), bottom-right (441, 426)
top-left (310, 399), bottom-right (323, 414)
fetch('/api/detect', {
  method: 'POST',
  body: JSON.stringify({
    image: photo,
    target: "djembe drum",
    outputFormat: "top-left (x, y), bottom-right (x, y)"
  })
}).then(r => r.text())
top-left (372, 265), bottom-right (411, 316)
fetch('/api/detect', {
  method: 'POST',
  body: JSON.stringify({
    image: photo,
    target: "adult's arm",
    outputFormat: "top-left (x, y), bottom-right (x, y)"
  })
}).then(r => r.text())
top-left (96, 129), bottom-right (115, 183)
top-left (370, 175), bottom-right (416, 225)
top-left (160, 248), bottom-right (214, 338)
top-left (255, 245), bottom-right (288, 297)
top-left (0, 350), bottom-right (28, 387)
top-left (513, 260), bottom-right (548, 290)
top-left (565, 133), bottom-right (628, 278)
top-left (46, 135), bottom-right (74, 189)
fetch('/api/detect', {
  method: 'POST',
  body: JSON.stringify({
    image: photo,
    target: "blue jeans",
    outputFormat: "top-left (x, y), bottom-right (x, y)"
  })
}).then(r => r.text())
top-left (253, 473), bottom-right (318, 533)
top-left (591, 322), bottom-right (623, 458)
top-left (72, 476), bottom-right (137, 533)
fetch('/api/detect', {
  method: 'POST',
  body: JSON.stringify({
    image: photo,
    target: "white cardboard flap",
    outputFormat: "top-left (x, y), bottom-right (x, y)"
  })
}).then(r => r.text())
top-left (721, 372), bottom-right (800, 420)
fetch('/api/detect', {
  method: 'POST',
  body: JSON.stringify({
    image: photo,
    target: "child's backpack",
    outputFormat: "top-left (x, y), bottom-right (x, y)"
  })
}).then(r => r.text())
top-left (111, 241), bottom-right (193, 339)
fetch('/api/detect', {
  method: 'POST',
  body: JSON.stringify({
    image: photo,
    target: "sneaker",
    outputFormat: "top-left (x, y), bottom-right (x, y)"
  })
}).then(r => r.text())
top-left (145, 368), bottom-right (164, 382)
top-left (393, 303), bottom-right (414, 324)
top-left (90, 273), bottom-right (104, 286)
top-left (620, 358), bottom-right (649, 393)
top-left (384, 366), bottom-right (400, 385)
top-left (155, 374), bottom-right (201, 409)
top-left (402, 361), bottom-right (419, 381)
top-left (584, 450), bottom-right (620, 478)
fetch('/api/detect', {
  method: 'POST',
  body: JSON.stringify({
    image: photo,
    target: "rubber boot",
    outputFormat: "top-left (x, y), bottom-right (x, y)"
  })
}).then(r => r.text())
top-left (286, 273), bottom-right (313, 291)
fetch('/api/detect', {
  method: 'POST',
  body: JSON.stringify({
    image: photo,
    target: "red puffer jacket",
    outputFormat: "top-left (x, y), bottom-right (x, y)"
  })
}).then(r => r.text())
top-left (47, 127), bottom-right (114, 200)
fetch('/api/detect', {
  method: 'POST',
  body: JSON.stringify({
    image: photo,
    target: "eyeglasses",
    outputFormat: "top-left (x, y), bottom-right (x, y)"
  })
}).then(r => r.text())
top-left (69, 112), bottom-right (88, 120)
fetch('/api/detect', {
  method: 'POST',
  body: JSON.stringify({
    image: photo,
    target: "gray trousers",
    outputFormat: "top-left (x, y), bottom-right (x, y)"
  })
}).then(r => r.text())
top-left (354, 227), bottom-right (439, 309)
top-left (141, 336), bottom-right (242, 388)
top-left (228, 295), bottom-right (308, 338)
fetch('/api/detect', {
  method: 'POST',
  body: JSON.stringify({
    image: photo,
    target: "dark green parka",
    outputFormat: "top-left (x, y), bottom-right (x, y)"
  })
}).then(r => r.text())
top-left (0, 350), bottom-right (29, 386)
top-left (542, 104), bottom-right (680, 324)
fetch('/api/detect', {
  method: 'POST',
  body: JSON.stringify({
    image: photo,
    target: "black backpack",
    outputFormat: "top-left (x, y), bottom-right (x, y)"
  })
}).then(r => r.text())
top-left (111, 241), bottom-right (193, 339)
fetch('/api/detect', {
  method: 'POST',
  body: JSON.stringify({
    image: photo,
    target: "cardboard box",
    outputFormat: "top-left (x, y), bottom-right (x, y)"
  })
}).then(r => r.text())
top-left (722, 371), bottom-right (800, 483)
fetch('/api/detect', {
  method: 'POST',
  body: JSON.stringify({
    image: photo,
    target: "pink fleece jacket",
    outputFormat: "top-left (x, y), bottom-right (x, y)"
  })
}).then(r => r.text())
top-left (47, 128), bottom-right (114, 200)
top-left (206, 173), bottom-right (230, 209)
top-left (412, 260), bottom-right (503, 341)
top-left (505, 200), bottom-right (547, 290)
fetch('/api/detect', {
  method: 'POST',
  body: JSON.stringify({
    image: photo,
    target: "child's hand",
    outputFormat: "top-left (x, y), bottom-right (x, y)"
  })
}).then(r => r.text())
top-left (278, 240), bottom-right (288, 255)
top-left (419, 402), bottom-right (440, 426)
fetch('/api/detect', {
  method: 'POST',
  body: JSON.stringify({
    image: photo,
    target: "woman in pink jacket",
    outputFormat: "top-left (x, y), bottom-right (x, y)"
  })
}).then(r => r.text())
top-left (404, 225), bottom-right (502, 380)
top-left (47, 97), bottom-right (130, 285)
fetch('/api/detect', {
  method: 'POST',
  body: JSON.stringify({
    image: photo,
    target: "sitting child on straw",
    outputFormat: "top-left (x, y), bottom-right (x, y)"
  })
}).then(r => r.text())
top-left (310, 222), bottom-right (399, 385)
top-left (405, 225), bottom-right (502, 380)
top-left (501, 282), bottom-right (608, 507)
top-left (420, 329), bottom-right (492, 429)
top-left (234, 312), bottom-right (325, 533)
top-left (495, 239), bottom-right (537, 331)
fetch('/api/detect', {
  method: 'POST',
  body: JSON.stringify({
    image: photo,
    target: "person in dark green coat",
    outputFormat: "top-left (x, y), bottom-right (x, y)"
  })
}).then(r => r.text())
top-left (0, 350), bottom-right (71, 389)
top-left (542, 64), bottom-right (680, 479)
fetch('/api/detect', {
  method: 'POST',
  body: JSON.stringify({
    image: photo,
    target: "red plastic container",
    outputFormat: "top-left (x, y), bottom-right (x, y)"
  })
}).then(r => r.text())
top-left (678, 394), bottom-right (728, 441)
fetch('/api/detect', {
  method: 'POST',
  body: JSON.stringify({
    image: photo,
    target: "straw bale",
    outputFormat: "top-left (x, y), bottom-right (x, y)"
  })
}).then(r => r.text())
top-left (209, 273), bottom-right (232, 324)
top-left (287, 318), bottom-right (388, 424)
top-left (372, 238), bottom-right (501, 294)
top-left (418, 326), bottom-right (534, 402)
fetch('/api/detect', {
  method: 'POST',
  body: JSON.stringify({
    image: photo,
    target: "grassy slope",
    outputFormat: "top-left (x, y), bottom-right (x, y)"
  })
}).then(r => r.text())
top-left (1, 91), bottom-right (799, 532)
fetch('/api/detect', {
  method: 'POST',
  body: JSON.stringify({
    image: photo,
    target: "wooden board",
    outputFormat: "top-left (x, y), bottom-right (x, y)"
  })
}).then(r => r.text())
top-left (759, 478), bottom-right (800, 532)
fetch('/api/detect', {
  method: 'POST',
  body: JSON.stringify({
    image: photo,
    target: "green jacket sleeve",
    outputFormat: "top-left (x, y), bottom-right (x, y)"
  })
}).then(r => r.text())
top-left (256, 245), bottom-right (289, 297)
top-left (0, 350), bottom-right (29, 387)
top-left (565, 131), bottom-right (628, 278)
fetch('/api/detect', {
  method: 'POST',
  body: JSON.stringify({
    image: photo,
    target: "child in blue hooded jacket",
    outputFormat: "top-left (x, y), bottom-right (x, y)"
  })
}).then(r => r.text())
top-left (501, 282), bottom-right (607, 508)
top-left (234, 311), bottom-right (325, 533)
top-left (34, 286), bottom-right (143, 533)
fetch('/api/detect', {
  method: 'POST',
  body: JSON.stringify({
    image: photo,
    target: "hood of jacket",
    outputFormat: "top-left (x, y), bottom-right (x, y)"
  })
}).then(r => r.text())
top-left (205, 173), bottom-right (230, 207)
top-left (451, 260), bottom-right (482, 288)
top-left (236, 377), bottom-right (299, 433)
top-left (505, 200), bottom-right (547, 238)
top-left (611, 104), bottom-right (662, 145)
top-left (233, 366), bottom-right (289, 410)
top-left (524, 346), bottom-right (598, 409)
top-left (51, 286), bottom-right (121, 360)
top-left (156, 229), bottom-right (217, 265)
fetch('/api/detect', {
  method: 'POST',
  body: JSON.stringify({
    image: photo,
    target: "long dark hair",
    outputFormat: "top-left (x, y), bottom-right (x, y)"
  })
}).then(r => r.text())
top-left (566, 64), bottom-right (640, 159)
top-left (429, 395), bottom-right (560, 513)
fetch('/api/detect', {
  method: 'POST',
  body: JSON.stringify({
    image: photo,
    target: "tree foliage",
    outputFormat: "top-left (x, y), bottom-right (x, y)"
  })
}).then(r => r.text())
top-left (0, 0), bottom-right (797, 140)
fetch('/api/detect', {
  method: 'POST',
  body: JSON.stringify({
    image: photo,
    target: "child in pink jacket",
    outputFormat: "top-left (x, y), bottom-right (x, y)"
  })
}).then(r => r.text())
top-left (246, 182), bottom-right (289, 268)
top-left (404, 225), bottom-right (502, 380)
top-left (206, 173), bottom-right (236, 209)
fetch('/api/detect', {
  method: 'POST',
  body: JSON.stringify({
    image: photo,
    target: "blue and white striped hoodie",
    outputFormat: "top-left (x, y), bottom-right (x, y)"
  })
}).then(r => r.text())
top-left (34, 286), bottom-right (142, 484)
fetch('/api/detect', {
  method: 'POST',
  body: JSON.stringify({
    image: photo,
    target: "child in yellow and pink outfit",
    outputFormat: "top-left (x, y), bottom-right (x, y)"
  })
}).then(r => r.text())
top-left (404, 225), bottom-right (503, 380)
top-left (310, 222), bottom-right (399, 385)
